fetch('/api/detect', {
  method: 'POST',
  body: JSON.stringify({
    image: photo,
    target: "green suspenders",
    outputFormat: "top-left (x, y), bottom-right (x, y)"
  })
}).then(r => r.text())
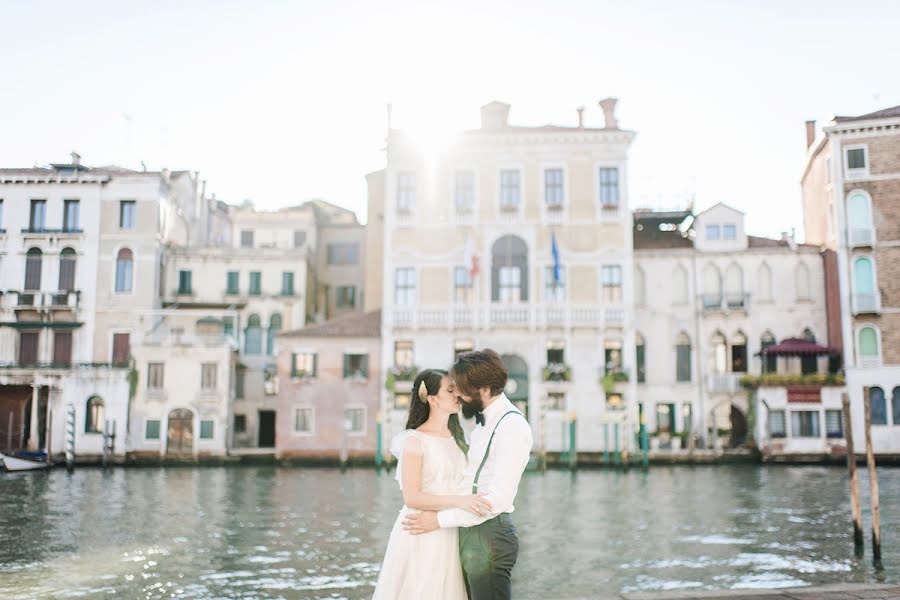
top-left (472, 410), bottom-right (524, 494)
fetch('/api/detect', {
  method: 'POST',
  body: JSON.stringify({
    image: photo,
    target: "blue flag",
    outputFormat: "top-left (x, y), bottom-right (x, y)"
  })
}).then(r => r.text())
top-left (551, 233), bottom-right (561, 285)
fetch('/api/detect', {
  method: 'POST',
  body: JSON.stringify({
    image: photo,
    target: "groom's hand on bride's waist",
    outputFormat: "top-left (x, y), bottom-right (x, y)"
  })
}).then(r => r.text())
top-left (403, 511), bottom-right (439, 535)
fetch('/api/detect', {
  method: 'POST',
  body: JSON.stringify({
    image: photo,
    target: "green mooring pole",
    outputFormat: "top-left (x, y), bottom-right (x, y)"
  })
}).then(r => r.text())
top-left (375, 413), bottom-right (383, 470)
top-left (640, 416), bottom-right (649, 470)
top-left (568, 414), bottom-right (577, 470)
top-left (614, 422), bottom-right (621, 466)
top-left (603, 422), bottom-right (610, 466)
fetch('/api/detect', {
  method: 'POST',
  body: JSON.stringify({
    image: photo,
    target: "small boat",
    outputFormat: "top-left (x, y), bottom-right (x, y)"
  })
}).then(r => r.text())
top-left (0, 451), bottom-right (50, 472)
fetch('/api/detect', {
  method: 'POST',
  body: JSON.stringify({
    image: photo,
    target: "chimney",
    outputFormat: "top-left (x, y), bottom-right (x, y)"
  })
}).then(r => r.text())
top-left (70, 151), bottom-right (81, 166)
top-left (576, 106), bottom-right (585, 128)
top-left (480, 101), bottom-right (510, 130)
top-left (805, 120), bottom-right (816, 149)
top-left (599, 98), bottom-right (619, 129)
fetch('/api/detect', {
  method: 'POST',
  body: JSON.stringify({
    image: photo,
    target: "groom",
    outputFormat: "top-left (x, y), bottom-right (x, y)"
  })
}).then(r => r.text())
top-left (403, 349), bottom-right (533, 600)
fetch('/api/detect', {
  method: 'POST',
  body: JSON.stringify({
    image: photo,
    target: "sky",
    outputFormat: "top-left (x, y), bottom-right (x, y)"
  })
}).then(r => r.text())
top-left (2, 0), bottom-right (899, 240)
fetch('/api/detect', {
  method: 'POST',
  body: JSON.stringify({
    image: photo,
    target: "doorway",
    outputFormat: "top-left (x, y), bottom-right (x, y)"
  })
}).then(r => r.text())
top-left (167, 409), bottom-right (194, 456)
top-left (258, 410), bottom-right (276, 448)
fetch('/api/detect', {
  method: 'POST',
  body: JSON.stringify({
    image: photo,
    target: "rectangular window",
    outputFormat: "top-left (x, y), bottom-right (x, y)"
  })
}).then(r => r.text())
top-left (291, 352), bottom-right (317, 378)
top-left (18, 331), bottom-right (39, 364)
top-left (222, 317), bottom-right (235, 340)
top-left (148, 362), bottom-right (164, 390)
top-left (676, 344), bottom-right (691, 382)
top-left (345, 407), bottom-right (365, 433)
top-left (723, 224), bottom-right (736, 240)
top-left (294, 407), bottom-right (313, 433)
top-left (235, 367), bottom-right (245, 399)
top-left (768, 410), bottom-right (786, 438)
top-left (282, 272), bottom-right (295, 296)
top-left (544, 265), bottom-right (566, 302)
top-left (454, 339), bottom-right (474, 358)
top-left (498, 266), bottom-right (522, 302)
top-left (499, 169), bottom-right (520, 211)
top-left (343, 353), bottom-right (369, 379)
top-left (119, 201), bottom-right (136, 229)
top-left (601, 265), bottom-right (623, 303)
top-left (394, 393), bottom-right (411, 410)
top-left (0, 199), bottom-right (4, 230)
top-left (145, 420), bottom-right (161, 440)
top-left (199, 420), bottom-right (215, 440)
top-left (825, 409), bottom-right (844, 438)
top-left (847, 147), bottom-right (866, 170)
top-left (29, 199), bottom-right (47, 230)
top-left (455, 171), bottom-right (475, 214)
top-left (547, 392), bottom-right (566, 411)
top-left (112, 333), bottom-right (130, 366)
top-left (293, 230), bottom-right (307, 248)
top-left (249, 272), bottom-right (261, 295)
top-left (327, 243), bottom-right (360, 265)
top-left (546, 341), bottom-right (565, 366)
top-left (201, 363), bottom-right (217, 390)
top-left (63, 199), bottom-right (80, 231)
top-left (177, 270), bottom-right (192, 295)
top-left (53, 331), bottom-right (73, 366)
top-left (454, 266), bottom-right (472, 303)
top-left (233, 414), bottom-right (247, 433)
top-left (544, 168), bottom-right (564, 208)
top-left (636, 342), bottom-right (646, 383)
top-left (226, 271), bottom-right (239, 295)
top-left (604, 341), bottom-right (622, 374)
top-left (336, 285), bottom-right (356, 308)
top-left (394, 341), bottom-right (414, 369)
top-left (397, 171), bottom-right (416, 212)
top-left (706, 224), bottom-right (720, 240)
top-left (599, 168), bottom-right (619, 207)
top-left (791, 411), bottom-right (820, 438)
top-left (395, 267), bottom-right (416, 305)
top-left (240, 230), bottom-right (254, 248)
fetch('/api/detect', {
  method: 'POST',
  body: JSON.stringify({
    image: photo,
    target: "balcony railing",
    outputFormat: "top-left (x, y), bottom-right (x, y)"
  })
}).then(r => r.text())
top-left (0, 361), bottom-right (128, 370)
top-left (21, 227), bottom-right (84, 235)
top-left (706, 372), bottom-right (745, 394)
top-left (852, 293), bottom-right (878, 314)
top-left (7, 290), bottom-right (81, 310)
top-left (390, 303), bottom-right (625, 331)
top-left (848, 227), bottom-right (874, 247)
top-left (139, 333), bottom-right (234, 348)
top-left (701, 293), bottom-right (750, 312)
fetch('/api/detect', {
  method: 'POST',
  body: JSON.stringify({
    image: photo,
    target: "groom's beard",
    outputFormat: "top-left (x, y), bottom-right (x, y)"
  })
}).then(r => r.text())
top-left (461, 396), bottom-right (485, 420)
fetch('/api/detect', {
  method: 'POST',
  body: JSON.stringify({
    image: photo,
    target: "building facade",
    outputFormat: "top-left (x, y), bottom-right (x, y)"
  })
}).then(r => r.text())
top-left (371, 100), bottom-right (639, 456)
top-left (802, 107), bottom-right (900, 456)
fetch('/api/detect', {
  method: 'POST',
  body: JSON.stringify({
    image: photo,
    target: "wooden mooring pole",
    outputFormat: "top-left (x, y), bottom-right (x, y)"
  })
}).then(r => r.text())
top-left (841, 393), bottom-right (864, 552)
top-left (863, 386), bottom-right (882, 567)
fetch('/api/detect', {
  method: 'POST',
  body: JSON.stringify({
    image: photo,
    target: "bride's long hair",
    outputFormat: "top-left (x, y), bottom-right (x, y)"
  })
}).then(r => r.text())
top-left (406, 369), bottom-right (468, 455)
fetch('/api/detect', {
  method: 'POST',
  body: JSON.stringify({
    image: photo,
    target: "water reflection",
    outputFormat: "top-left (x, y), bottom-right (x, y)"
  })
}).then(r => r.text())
top-left (0, 466), bottom-right (895, 599)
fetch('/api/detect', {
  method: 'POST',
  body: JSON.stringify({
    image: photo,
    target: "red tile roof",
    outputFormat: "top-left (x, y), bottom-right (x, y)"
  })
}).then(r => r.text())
top-left (834, 104), bottom-right (900, 122)
top-left (280, 311), bottom-right (381, 338)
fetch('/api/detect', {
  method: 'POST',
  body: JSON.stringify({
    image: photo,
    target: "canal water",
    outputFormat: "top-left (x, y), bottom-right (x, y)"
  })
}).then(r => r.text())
top-left (0, 465), bottom-right (896, 599)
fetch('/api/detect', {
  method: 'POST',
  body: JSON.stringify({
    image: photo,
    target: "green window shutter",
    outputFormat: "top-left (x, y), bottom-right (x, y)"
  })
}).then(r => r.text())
top-left (291, 353), bottom-right (297, 377)
top-left (227, 271), bottom-right (239, 294)
top-left (343, 354), bottom-right (350, 378)
top-left (361, 354), bottom-right (369, 378)
top-left (312, 354), bottom-right (318, 377)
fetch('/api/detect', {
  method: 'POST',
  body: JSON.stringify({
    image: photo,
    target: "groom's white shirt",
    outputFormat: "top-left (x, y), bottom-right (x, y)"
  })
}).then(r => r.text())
top-left (437, 392), bottom-right (533, 528)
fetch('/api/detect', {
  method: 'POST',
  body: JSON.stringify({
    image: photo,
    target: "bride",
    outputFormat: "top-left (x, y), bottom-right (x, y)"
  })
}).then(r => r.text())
top-left (372, 368), bottom-right (491, 599)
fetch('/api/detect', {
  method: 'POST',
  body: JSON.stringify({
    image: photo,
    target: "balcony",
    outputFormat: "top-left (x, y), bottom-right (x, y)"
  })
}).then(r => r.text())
top-left (542, 363), bottom-right (571, 382)
top-left (21, 227), bottom-right (84, 238)
top-left (852, 293), bottom-right (879, 314)
top-left (848, 227), bottom-right (874, 247)
top-left (600, 203), bottom-right (621, 220)
top-left (701, 293), bottom-right (750, 313)
top-left (706, 373), bottom-right (745, 394)
top-left (8, 291), bottom-right (81, 311)
top-left (390, 303), bottom-right (624, 331)
top-left (140, 333), bottom-right (234, 348)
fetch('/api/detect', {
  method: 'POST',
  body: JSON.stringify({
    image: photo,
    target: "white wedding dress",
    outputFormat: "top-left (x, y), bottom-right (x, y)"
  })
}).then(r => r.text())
top-left (372, 430), bottom-right (468, 600)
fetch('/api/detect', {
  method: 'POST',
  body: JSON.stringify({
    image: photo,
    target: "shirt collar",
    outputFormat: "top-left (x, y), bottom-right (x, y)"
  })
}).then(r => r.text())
top-left (481, 392), bottom-right (511, 424)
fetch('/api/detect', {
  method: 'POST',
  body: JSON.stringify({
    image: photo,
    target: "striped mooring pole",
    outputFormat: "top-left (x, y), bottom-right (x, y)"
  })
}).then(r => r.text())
top-left (65, 403), bottom-right (75, 472)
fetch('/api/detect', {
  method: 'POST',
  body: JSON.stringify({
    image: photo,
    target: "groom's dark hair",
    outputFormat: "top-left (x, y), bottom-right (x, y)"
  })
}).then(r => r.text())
top-left (451, 348), bottom-right (508, 399)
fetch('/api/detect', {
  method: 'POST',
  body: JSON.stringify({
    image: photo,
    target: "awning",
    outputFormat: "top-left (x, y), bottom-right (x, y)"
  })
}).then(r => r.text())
top-left (1, 321), bottom-right (84, 329)
top-left (757, 337), bottom-right (835, 357)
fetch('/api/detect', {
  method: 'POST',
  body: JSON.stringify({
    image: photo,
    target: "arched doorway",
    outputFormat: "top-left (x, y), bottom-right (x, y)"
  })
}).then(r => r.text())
top-left (167, 409), bottom-right (194, 456)
top-left (711, 402), bottom-right (747, 449)
top-left (500, 354), bottom-right (528, 419)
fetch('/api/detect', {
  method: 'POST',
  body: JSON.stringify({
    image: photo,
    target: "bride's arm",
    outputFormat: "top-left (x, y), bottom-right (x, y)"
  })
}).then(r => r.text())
top-left (401, 438), bottom-right (490, 515)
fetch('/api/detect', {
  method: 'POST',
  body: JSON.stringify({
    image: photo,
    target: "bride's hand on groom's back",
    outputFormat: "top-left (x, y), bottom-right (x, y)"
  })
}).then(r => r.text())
top-left (455, 493), bottom-right (492, 517)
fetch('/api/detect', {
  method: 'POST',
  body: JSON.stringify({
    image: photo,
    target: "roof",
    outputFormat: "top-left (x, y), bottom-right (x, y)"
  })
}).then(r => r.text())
top-left (280, 310), bottom-right (380, 338)
top-left (633, 209), bottom-right (693, 224)
top-left (747, 235), bottom-right (819, 250)
top-left (633, 226), bottom-right (694, 250)
top-left (758, 337), bottom-right (835, 356)
top-left (834, 104), bottom-right (900, 122)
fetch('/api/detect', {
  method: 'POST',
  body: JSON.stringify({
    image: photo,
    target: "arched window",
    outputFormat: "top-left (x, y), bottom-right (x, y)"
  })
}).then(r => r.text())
top-left (795, 263), bottom-right (811, 301)
top-left (892, 387), bottom-right (900, 425)
top-left (853, 257), bottom-right (876, 312)
top-left (858, 326), bottom-right (879, 365)
top-left (85, 396), bottom-right (104, 434)
top-left (711, 331), bottom-right (727, 373)
top-left (760, 331), bottom-right (776, 373)
top-left (731, 331), bottom-right (747, 372)
top-left (757, 263), bottom-right (773, 303)
top-left (244, 314), bottom-right (262, 355)
top-left (491, 235), bottom-right (528, 302)
top-left (267, 313), bottom-right (282, 356)
top-left (702, 264), bottom-right (721, 309)
top-left (673, 265), bottom-right (688, 304)
top-left (115, 248), bottom-right (134, 292)
top-left (725, 263), bottom-right (744, 308)
top-left (676, 332), bottom-right (691, 382)
top-left (635, 332), bottom-right (646, 383)
top-left (24, 248), bottom-right (42, 290)
top-left (801, 328), bottom-right (817, 374)
top-left (635, 266), bottom-right (646, 306)
top-left (59, 247), bottom-right (77, 291)
top-left (848, 192), bottom-right (873, 245)
top-left (870, 386), bottom-right (887, 425)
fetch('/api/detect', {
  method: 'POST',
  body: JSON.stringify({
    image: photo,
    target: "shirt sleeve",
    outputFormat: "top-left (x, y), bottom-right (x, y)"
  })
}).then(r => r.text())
top-left (437, 418), bottom-right (533, 528)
